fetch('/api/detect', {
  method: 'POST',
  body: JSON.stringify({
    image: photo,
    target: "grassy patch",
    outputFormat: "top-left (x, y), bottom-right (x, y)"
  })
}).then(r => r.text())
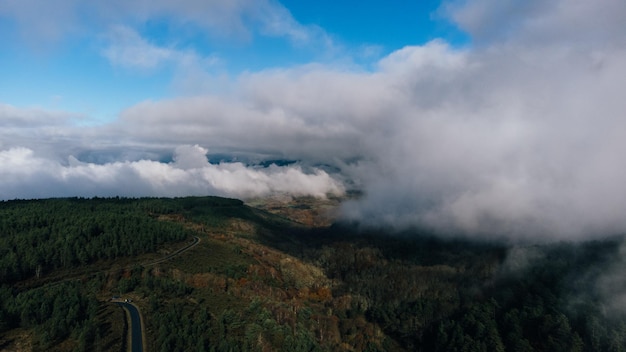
top-left (165, 237), bottom-right (255, 278)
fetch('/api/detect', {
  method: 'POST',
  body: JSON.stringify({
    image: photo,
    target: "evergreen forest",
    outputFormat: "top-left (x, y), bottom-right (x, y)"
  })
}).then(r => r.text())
top-left (1, 196), bottom-right (626, 351)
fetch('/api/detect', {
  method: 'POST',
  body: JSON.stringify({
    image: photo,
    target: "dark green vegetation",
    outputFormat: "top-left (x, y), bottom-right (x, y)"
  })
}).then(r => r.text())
top-left (0, 197), bottom-right (203, 283)
top-left (1, 196), bottom-right (626, 351)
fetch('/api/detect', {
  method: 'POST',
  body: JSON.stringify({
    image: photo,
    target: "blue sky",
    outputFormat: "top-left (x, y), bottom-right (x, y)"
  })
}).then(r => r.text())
top-left (0, 0), bottom-right (465, 122)
top-left (2, 0), bottom-right (626, 240)
top-left (280, 0), bottom-right (464, 48)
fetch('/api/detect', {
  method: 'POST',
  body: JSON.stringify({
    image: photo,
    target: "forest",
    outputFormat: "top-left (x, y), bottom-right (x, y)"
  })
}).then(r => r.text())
top-left (1, 196), bottom-right (626, 351)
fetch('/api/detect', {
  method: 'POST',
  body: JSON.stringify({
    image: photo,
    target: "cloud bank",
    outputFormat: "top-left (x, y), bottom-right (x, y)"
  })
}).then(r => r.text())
top-left (3, 0), bottom-right (626, 240)
top-left (0, 145), bottom-right (343, 200)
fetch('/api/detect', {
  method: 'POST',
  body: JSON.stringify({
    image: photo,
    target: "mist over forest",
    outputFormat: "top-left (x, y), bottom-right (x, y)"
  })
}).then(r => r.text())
top-left (1, 196), bottom-right (626, 351)
top-left (2, 0), bottom-right (626, 350)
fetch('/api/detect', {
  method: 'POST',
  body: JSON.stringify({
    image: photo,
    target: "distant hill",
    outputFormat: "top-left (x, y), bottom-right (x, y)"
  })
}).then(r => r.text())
top-left (1, 196), bottom-right (625, 351)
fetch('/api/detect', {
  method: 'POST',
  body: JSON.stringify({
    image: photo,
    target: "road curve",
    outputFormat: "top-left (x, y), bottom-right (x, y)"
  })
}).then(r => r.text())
top-left (116, 302), bottom-right (144, 352)
top-left (113, 235), bottom-right (200, 352)
top-left (111, 235), bottom-right (200, 351)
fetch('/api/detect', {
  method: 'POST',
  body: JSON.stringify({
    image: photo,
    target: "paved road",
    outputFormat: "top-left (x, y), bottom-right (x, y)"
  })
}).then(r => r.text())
top-left (116, 302), bottom-right (144, 352)
top-left (113, 235), bottom-right (200, 352)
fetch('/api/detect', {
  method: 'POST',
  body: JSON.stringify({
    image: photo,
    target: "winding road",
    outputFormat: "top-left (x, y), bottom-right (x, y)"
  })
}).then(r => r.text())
top-left (115, 235), bottom-right (201, 352)
top-left (115, 302), bottom-right (144, 352)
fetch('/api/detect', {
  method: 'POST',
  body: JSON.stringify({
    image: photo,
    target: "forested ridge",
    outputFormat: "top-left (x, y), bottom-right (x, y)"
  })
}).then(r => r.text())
top-left (0, 197), bottom-right (208, 283)
top-left (267, 227), bottom-right (626, 351)
top-left (1, 196), bottom-right (626, 351)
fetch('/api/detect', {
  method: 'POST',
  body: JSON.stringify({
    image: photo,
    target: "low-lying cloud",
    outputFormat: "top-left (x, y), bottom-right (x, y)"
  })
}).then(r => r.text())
top-left (3, 0), bottom-right (626, 240)
top-left (0, 145), bottom-right (343, 200)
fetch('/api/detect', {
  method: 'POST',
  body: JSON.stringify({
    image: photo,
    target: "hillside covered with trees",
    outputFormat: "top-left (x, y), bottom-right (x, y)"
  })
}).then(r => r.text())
top-left (1, 196), bottom-right (626, 351)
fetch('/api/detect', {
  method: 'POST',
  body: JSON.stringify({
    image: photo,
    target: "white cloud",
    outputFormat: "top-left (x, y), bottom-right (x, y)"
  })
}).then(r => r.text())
top-left (0, 146), bottom-right (343, 200)
top-left (172, 145), bottom-right (212, 170)
top-left (442, 0), bottom-right (626, 47)
top-left (0, 103), bottom-right (79, 127)
top-left (10, 35), bottom-right (619, 240)
top-left (0, 0), bottom-right (81, 44)
top-left (0, 0), bottom-right (329, 48)
top-left (5, 30), bottom-right (626, 240)
top-left (102, 25), bottom-right (213, 70)
top-left (3, 0), bottom-right (626, 241)
top-left (103, 25), bottom-right (175, 70)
